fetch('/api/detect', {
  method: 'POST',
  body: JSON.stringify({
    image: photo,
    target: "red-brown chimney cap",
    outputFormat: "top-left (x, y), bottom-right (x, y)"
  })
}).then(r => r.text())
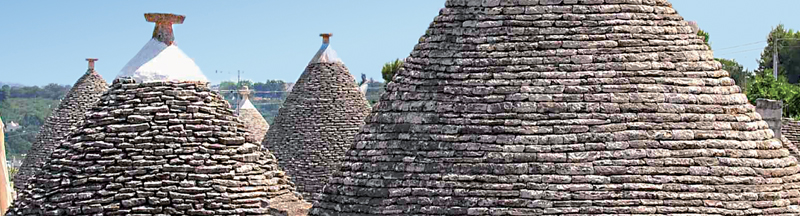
top-left (145, 13), bottom-right (185, 45)
top-left (145, 13), bottom-right (185, 24)
top-left (86, 58), bottom-right (98, 70)
top-left (320, 33), bottom-right (332, 44)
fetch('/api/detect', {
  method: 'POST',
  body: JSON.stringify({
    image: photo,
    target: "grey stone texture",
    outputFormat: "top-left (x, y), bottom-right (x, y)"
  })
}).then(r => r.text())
top-left (781, 118), bottom-right (800, 158)
top-left (13, 68), bottom-right (108, 193)
top-left (7, 78), bottom-right (305, 215)
top-left (310, 0), bottom-right (800, 215)
top-left (756, 98), bottom-right (783, 139)
top-left (239, 101), bottom-right (270, 144)
top-left (263, 62), bottom-right (371, 201)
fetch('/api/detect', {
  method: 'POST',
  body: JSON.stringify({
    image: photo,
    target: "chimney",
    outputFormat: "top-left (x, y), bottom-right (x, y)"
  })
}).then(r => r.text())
top-left (239, 85), bottom-right (251, 99)
top-left (320, 33), bottom-right (332, 44)
top-left (86, 58), bottom-right (98, 70)
top-left (145, 13), bottom-right (186, 45)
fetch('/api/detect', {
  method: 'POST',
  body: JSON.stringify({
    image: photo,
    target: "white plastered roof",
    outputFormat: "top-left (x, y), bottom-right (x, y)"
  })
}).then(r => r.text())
top-left (309, 43), bottom-right (342, 64)
top-left (117, 39), bottom-right (208, 83)
top-left (240, 97), bottom-right (257, 110)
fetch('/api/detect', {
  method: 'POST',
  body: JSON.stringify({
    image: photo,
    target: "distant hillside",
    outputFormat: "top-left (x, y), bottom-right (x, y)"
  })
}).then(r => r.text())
top-left (0, 82), bottom-right (25, 88)
top-left (0, 83), bottom-right (70, 159)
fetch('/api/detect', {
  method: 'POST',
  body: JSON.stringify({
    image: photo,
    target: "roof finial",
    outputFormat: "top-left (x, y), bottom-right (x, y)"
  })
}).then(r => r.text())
top-left (86, 58), bottom-right (98, 70)
top-left (320, 33), bottom-right (332, 44)
top-left (239, 85), bottom-right (251, 99)
top-left (145, 13), bottom-right (185, 45)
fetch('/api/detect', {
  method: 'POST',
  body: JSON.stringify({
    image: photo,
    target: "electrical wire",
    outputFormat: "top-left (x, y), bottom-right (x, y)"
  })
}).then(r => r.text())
top-left (713, 41), bottom-right (765, 51)
top-left (715, 48), bottom-right (765, 56)
top-left (715, 44), bottom-right (800, 57)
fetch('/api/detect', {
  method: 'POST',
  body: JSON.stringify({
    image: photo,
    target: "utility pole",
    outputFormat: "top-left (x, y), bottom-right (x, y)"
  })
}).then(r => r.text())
top-left (774, 38), bottom-right (779, 78)
top-left (215, 70), bottom-right (245, 111)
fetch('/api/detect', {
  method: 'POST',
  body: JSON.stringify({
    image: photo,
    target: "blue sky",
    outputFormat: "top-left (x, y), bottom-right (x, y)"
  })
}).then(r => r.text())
top-left (0, 0), bottom-right (798, 86)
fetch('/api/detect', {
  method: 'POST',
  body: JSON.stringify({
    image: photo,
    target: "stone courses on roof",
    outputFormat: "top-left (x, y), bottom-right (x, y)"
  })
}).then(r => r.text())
top-left (263, 34), bottom-right (371, 201)
top-left (310, 0), bottom-right (800, 215)
top-left (7, 79), bottom-right (303, 215)
top-left (7, 13), bottom-right (307, 216)
top-left (238, 87), bottom-right (270, 144)
top-left (13, 60), bottom-right (109, 193)
top-left (781, 118), bottom-right (800, 158)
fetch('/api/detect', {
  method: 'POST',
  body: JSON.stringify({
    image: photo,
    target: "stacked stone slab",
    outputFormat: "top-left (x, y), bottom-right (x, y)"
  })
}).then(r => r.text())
top-left (13, 59), bottom-right (108, 193)
top-left (7, 13), bottom-right (306, 216)
top-left (238, 86), bottom-right (270, 143)
top-left (310, 1), bottom-right (800, 215)
top-left (263, 34), bottom-right (371, 200)
top-left (781, 118), bottom-right (800, 158)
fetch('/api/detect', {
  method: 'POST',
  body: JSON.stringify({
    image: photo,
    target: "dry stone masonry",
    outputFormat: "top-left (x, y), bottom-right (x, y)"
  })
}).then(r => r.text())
top-left (263, 34), bottom-right (371, 201)
top-left (8, 79), bottom-right (302, 215)
top-left (781, 118), bottom-right (800, 159)
top-left (13, 59), bottom-right (109, 193)
top-left (311, 0), bottom-right (800, 215)
top-left (238, 86), bottom-right (270, 144)
top-left (756, 99), bottom-right (783, 139)
top-left (7, 13), bottom-right (307, 216)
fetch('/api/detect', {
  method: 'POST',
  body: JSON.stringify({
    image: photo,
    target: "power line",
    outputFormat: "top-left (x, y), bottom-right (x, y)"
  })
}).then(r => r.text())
top-left (715, 46), bottom-right (800, 56)
top-left (713, 41), bottom-right (765, 51)
top-left (716, 48), bottom-right (765, 56)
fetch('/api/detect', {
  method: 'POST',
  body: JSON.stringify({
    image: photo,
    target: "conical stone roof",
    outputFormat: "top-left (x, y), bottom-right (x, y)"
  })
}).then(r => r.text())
top-left (7, 13), bottom-right (304, 215)
top-left (237, 86), bottom-right (270, 144)
top-left (310, 1), bottom-right (800, 215)
top-left (13, 59), bottom-right (108, 193)
top-left (263, 33), bottom-right (371, 200)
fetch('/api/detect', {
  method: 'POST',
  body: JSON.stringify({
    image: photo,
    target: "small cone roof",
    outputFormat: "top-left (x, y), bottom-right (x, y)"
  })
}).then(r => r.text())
top-left (7, 13), bottom-right (305, 215)
top-left (263, 34), bottom-right (371, 200)
top-left (310, 1), bottom-right (800, 215)
top-left (13, 59), bottom-right (108, 193)
top-left (237, 86), bottom-right (270, 144)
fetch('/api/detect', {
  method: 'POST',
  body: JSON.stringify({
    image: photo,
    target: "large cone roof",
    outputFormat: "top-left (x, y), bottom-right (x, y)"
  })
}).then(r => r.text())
top-left (310, 1), bottom-right (800, 215)
top-left (7, 80), bottom-right (303, 215)
top-left (13, 68), bottom-right (108, 193)
top-left (263, 40), bottom-right (371, 200)
top-left (117, 39), bottom-right (207, 83)
top-left (8, 13), bottom-right (304, 214)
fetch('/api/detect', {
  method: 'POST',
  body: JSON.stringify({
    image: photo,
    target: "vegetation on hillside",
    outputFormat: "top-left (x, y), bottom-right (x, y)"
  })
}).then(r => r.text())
top-left (0, 84), bottom-right (68, 159)
top-left (218, 80), bottom-right (289, 124)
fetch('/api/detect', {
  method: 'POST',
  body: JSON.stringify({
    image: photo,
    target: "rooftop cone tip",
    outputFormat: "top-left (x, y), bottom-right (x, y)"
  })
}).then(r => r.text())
top-left (309, 33), bottom-right (342, 64)
top-left (117, 13), bottom-right (207, 83)
top-left (238, 86), bottom-right (257, 110)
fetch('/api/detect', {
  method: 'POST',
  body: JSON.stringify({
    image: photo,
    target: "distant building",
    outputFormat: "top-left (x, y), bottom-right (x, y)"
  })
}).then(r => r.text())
top-left (3, 121), bottom-right (20, 132)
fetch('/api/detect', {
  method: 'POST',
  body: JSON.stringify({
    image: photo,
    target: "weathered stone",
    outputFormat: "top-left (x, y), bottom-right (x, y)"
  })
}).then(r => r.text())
top-left (263, 36), bottom-right (371, 201)
top-left (237, 94), bottom-right (269, 143)
top-left (309, 1), bottom-right (800, 215)
top-left (13, 65), bottom-right (109, 193)
top-left (7, 14), bottom-right (308, 216)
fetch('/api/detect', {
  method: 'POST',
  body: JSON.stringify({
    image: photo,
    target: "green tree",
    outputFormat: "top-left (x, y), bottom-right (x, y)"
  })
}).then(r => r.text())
top-left (746, 71), bottom-right (800, 118)
top-left (41, 83), bottom-right (70, 100)
top-left (381, 59), bottom-right (403, 83)
top-left (716, 58), bottom-right (751, 92)
top-left (697, 29), bottom-right (711, 49)
top-left (0, 85), bottom-right (9, 102)
top-left (757, 24), bottom-right (800, 83)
